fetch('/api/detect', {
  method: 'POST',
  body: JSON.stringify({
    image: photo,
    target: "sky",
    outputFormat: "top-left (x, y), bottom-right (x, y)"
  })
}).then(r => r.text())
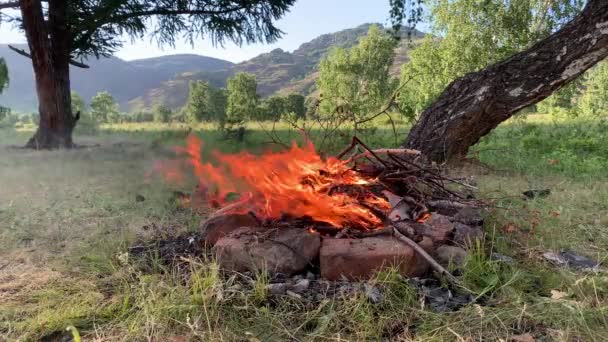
top-left (0, 0), bottom-right (414, 63)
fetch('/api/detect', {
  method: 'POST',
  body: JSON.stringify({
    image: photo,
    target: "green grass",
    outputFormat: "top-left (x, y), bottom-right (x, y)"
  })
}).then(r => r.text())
top-left (1, 114), bottom-right (608, 340)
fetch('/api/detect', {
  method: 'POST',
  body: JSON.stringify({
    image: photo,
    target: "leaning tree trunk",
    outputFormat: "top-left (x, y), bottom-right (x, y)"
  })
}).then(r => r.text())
top-left (21, 0), bottom-right (77, 149)
top-left (405, 0), bottom-right (608, 162)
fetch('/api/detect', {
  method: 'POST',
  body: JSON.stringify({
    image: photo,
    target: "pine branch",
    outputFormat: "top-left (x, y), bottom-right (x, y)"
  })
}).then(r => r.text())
top-left (0, 1), bottom-right (19, 10)
top-left (8, 45), bottom-right (90, 69)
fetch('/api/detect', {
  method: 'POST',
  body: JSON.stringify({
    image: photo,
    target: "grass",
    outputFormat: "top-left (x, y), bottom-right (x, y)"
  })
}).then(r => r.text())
top-left (1, 114), bottom-right (607, 340)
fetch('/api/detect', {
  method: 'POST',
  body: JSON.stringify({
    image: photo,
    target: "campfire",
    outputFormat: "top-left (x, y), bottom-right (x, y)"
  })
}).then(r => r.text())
top-left (155, 136), bottom-right (485, 283)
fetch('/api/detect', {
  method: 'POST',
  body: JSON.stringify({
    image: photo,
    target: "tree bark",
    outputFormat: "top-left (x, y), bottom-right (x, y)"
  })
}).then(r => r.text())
top-left (21, 0), bottom-right (77, 149)
top-left (405, 0), bottom-right (608, 162)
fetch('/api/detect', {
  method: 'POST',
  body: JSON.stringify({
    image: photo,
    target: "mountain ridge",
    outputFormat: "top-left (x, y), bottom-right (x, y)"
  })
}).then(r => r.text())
top-left (0, 24), bottom-right (425, 112)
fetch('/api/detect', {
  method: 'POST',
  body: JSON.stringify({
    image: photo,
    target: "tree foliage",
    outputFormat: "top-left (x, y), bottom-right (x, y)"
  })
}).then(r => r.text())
top-left (0, 58), bottom-right (7, 93)
top-left (578, 61), bottom-right (608, 117)
top-left (226, 72), bottom-right (258, 128)
top-left (185, 80), bottom-right (211, 123)
top-left (284, 94), bottom-right (306, 120)
top-left (1, 1), bottom-right (296, 60)
top-left (184, 80), bottom-right (228, 123)
top-left (317, 25), bottom-right (398, 122)
top-left (71, 91), bottom-right (87, 115)
top-left (153, 104), bottom-right (172, 123)
top-left (261, 95), bottom-right (286, 121)
top-left (397, 0), bottom-right (584, 118)
top-left (90, 91), bottom-right (119, 123)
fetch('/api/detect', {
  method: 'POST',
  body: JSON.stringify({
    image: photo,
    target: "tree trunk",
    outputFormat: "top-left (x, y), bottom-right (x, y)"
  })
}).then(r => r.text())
top-left (405, 0), bottom-right (608, 162)
top-left (21, 0), bottom-right (76, 149)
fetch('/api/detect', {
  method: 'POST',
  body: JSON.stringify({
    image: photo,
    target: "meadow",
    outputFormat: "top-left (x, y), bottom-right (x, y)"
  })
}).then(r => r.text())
top-left (1, 114), bottom-right (607, 341)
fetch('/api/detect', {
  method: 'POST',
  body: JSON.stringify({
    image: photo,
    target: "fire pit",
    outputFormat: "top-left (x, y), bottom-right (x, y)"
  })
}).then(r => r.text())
top-left (156, 136), bottom-right (485, 283)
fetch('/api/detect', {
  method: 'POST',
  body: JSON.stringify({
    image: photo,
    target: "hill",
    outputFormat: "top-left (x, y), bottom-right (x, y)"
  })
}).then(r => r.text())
top-left (131, 24), bottom-right (425, 110)
top-left (0, 24), bottom-right (425, 112)
top-left (0, 46), bottom-right (234, 112)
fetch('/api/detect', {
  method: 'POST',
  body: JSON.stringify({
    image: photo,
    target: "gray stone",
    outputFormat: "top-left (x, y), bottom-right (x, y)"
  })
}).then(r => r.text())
top-left (213, 226), bottom-right (321, 275)
top-left (421, 214), bottom-right (454, 244)
top-left (286, 290), bottom-right (302, 299)
top-left (266, 283), bottom-right (288, 295)
top-left (200, 214), bottom-right (258, 246)
top-left (436, 245), bottom-right (468, 267)
top-left (364, 283), bottom-right (383, 304)
top-left (292, 279), bottom-right (310, 293)
top-left (453, 222), bottom-right (484, 248)
top-left (453, 207), bottom-right (484, 226)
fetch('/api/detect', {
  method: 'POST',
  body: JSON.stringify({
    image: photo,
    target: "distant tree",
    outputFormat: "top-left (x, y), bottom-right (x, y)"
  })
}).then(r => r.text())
top-left (90, 91), bottom-right (119, 123)
top-left (185, 80), bottom-right (210, 123)
top-left (284, 94), bottom-right (306, 119)
top-left (208, 87), bottom-right (228, 123)
top-left (261, 95), bottom-right (286, 121)
top-left (317, 25), bottom-right (398, 124)
top-left (153, 104), bottom-right (173, 123)
top-left (226, 72), bottom-right (259, 128)
top-left (578, 61), bottom-right (608, 117)
top-left (0, 58), bottom-right (8, 93)
top-left (0, 0), bottom-right (296, 148)
top-left (71, 91), bottom-right (87, 116)
top-left (537, 80), bottom-right (581, 117)
top-left (132, 111), bottom-right (155, 123)
top-left (304, 96), bottom-right (320, 119)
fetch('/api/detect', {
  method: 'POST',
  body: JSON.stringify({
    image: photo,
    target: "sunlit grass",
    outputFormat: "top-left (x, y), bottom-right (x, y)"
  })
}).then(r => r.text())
top-left (1, 114), bottom-right (608, 340)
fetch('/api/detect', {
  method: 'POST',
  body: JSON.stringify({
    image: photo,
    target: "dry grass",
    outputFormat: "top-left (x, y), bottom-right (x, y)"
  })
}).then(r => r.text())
top-left (1, 117), bottom-right (608, 341)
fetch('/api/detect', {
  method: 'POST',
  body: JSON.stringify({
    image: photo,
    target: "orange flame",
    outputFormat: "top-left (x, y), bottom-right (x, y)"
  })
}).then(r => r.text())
top-left (157, 135), bottom-right (390, 229)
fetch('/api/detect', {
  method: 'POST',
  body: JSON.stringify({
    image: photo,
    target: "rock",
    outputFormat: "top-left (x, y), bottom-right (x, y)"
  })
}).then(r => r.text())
top-left (453, 222), bottom-right (484, 248)
top-left (200, 214), bottom-right (258, 246)
top-left (491, 253), bottom-right (514, 264)
top-left (453, 207), bottom-right (484, 226)
top-left (523, 189), bottom-right (551, 199)
top-left (266, 283), bottom-right (288, 295)
top-left (408, 277), bottom-right (474, 312)
top-left (420, 214), bottom-right (454, 244)
top-left (319, 236), bottom-right (429, 280)
top-left (286, 290), bottom-right (302, 299)
top-left (135, 194), bottom-right (145, 202)
top-left (213, 226), bottom-right (321, 275)
top-left (542, 250), bottom-right (599, 271)
top-left (436, 245), bottom-right (467, 267)
top-left (292, 279), bottom-right (310, 293)
top-left (364, 283), bottom-right (383, 304)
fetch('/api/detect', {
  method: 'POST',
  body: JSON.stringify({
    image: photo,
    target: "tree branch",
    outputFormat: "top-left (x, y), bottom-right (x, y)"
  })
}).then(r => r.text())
top-left (100, 4), bottom-right (247, 27)
top-left (8, 45), bottom-right (90, 69)
top-left (0, 1), bottom-right (19, 10)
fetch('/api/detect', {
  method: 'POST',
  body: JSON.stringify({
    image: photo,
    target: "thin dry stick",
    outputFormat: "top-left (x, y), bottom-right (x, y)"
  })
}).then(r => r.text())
top-left (390, 224), bottom-right (461, 286)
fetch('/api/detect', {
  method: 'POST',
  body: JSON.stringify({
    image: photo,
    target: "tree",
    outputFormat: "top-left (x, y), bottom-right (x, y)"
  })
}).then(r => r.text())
top-left (397, 0), bottom-right (583, 118)
top-left (183, 82), bottom-right (227, 123)
top-left (317, 25), bottom-right (398, 125)
top-left (0, 58), bottom-right (7, 93)
top-left (90, 91), bottom-right (119, 123)
top-left (261, 95), bottom-right (286, 121)
top-left (0, 0), bottom-right (295, 149)
top-left (207, 87), bottom-right (228, 123)
top-left (71, 91), bottom-right (87, 116)
top-left (226, 72), bottom-right (258, 128)
top-left (153, 104), bottom-right (172, 123)
top-left (184, 80), bottom-right (211, 123)
top-left (578, 61), bottom-right (608, 117)
top-left (402, 0), bottom-right (608, 161)
top-left (284, 94), bottom-right (306, 120)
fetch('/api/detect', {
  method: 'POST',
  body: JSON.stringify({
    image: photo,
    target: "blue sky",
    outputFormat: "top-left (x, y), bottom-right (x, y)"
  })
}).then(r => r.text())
top-left (0, 0), bottom-right (418, 63)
